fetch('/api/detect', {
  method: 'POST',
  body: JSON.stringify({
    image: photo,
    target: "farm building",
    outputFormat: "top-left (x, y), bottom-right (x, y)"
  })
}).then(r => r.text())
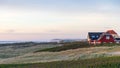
top-left (88, 30), bottom-right (120, 44)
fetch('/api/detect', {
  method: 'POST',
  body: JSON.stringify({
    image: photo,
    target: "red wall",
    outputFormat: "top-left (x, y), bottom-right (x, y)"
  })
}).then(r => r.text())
top-left (98, 35), bottom-right (115, 43)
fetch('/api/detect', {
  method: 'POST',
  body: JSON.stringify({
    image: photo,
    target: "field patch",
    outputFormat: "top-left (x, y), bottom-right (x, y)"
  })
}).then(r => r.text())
top-left (1, 56), bottom-right (120, 68)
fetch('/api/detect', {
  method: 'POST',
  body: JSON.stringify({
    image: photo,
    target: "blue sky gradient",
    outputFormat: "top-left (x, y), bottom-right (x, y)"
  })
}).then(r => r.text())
top-left (0, 0), bottom-right (120, 41)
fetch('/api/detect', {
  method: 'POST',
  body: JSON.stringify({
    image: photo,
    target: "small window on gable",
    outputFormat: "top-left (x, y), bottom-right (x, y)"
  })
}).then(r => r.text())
top-left (106, 36), bottom-right (110, 40)
top-left (92, 36), bottom-right (95, 38)
top-left (96, 35), bottom-right (99, 38)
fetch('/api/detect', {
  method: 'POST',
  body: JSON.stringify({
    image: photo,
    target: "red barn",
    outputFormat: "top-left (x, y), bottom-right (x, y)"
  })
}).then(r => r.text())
top-left (98, 33), bottom-right (115, 43)
top-left (88, 30), bottom-right (119, 45)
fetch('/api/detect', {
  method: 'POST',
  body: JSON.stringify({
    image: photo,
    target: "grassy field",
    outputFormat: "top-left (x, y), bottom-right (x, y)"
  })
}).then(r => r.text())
top-left (35, 42), bottom-right (91, 52)
top-left (1, 42), bottom-right (120, 64)
top-left (0, 43), bottom-right (59, 59)
top-left (35, 42), bottom-right (120, 52)
top-left (0, 56), bottom-right (120, 68)
top-left (0, 42), bottom-right (120, 67)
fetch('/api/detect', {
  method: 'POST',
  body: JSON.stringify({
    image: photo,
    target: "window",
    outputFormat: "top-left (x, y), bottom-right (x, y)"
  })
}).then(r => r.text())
top-left (92, 36), bottom-right (95, 38)
top-left (106, 36), bottom-right (110, 40)
top-left (96, 35), bottom-right (99, 38)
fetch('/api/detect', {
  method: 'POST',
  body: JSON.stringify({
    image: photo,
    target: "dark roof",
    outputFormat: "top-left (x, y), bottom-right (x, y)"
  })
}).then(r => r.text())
top-left (115, 38), bottom-right (120, 40)
top-left (88, 32), bottom-right (103, 40)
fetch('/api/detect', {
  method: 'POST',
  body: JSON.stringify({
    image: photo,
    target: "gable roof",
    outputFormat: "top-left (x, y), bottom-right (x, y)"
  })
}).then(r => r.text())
top-left (106, 30), bottom-right (117, 34)
top-left (88, 32), bottom-right (103, 40)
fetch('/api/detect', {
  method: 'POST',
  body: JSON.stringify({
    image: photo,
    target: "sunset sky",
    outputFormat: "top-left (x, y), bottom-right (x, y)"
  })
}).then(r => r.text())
top-left (0, 0), bottom-right (120, 41)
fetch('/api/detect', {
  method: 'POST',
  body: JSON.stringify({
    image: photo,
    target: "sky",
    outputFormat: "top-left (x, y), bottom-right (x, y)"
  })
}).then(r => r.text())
top-left (0, 0), bottom-right (120, 41)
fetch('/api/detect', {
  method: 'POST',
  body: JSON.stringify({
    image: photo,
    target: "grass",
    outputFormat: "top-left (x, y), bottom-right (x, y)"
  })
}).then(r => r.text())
top-left (35, 42), bottom-right (120, 52)
top-left (0, 42), bottom-right (120, 68)
top-left (1, 56), bottom-right (120, 68)
top-left (0, 43), bottom-right (58, 59)
top-left (35, 42), bottom-right (91, 52)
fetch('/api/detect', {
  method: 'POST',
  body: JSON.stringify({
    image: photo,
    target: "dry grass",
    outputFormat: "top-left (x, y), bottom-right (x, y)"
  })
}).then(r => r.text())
top-left (0, 46), bottom-right (120, 64)
top-left (0, 43), bottom-right (120, 64)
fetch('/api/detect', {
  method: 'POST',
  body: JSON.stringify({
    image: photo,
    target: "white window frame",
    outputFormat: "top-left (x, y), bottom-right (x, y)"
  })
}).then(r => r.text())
top-left (106, 36), bottom-right (110, 40)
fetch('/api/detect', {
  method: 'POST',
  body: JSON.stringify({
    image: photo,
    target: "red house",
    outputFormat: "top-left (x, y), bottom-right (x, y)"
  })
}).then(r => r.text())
top-left (98, 33), bottom-right (115, 43)
top-left (88, 30), bottom-right (120, 45)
